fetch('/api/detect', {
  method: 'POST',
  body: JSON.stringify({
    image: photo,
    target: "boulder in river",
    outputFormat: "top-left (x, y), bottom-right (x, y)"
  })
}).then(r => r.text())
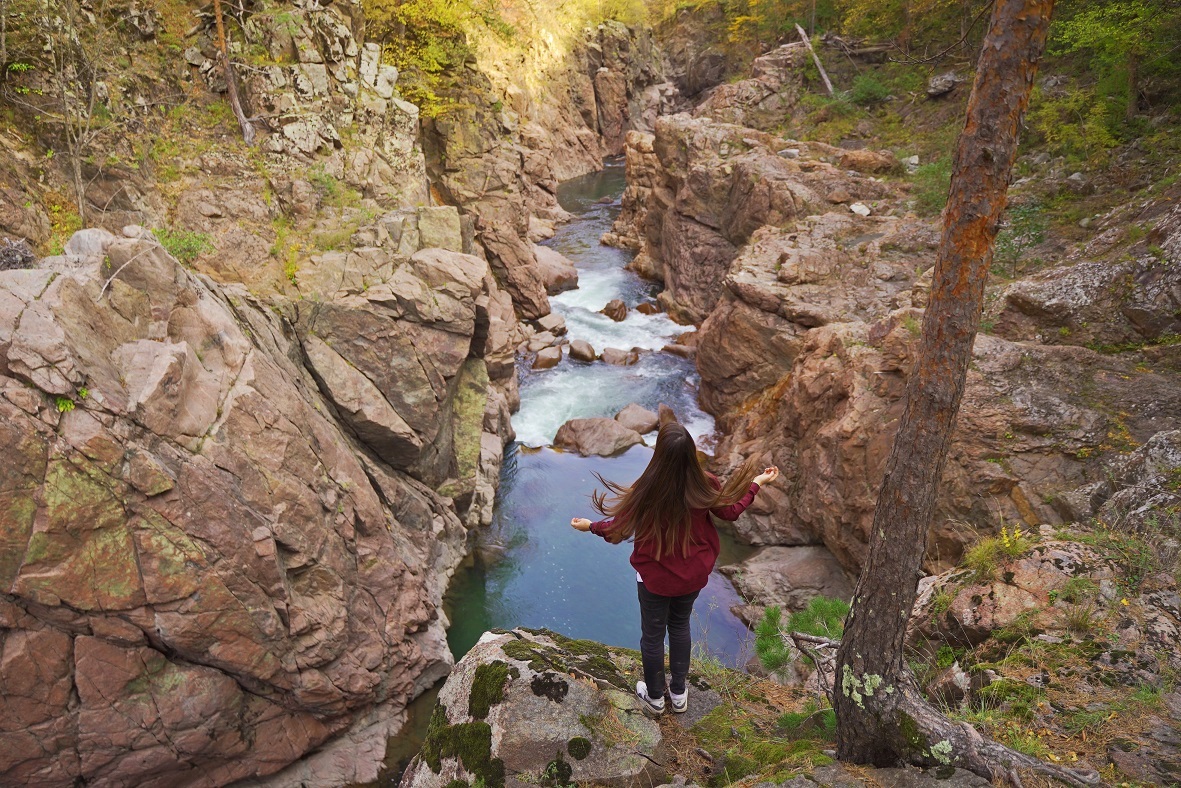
top-left (657, 403), bottom-right (680, 426)
top-left (533, 346), bottom-right (563, 370)
top-left (554, 417), bottom-right (643, 456)
top-left (600, 298), bottom-right (628, 322)
top-left (535, 312), bottom-right (567, 336)
top-left (533, 244), bottom-right (579, 294)
top-left (569, 339), bottom-right (597, 362)
top-left (615, 403), bottom-right (659, 434)
top-left (601, 347), bottom-right (640, 365)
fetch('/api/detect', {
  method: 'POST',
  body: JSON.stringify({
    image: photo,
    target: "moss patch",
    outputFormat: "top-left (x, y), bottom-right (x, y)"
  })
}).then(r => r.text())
top-left (469, 660), bottom-right (511, 720)
top-left (421, 703), bottom-right (506, 788)
top-left (566, 736), bottom-right (592, 760)
top-left (541, 753), bottom-right (574, 787)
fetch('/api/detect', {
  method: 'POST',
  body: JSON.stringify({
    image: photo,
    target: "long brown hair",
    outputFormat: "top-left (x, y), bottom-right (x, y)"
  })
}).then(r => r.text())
top-left (591, 422), bottom-right (760, 559)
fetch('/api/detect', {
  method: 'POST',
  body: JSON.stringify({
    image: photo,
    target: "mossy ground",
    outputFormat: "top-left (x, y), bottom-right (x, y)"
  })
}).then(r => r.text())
top-left (907, 524), bottom-right (1180, 787)
top-left (664, 660), bottom-right (838, 787)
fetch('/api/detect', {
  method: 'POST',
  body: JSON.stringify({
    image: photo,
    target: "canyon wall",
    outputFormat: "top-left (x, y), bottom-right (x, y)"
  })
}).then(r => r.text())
top-left (606, 45), bottom-right (1181, 602)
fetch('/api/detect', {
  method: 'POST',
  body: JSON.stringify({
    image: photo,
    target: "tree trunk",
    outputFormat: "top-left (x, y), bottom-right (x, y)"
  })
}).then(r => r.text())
top-left (212, 0), bottom-right (255, 146)
top-left (831, 2), bottom-right (1096, 784)
top-left (1126, 51), bottom-right (1139, 122)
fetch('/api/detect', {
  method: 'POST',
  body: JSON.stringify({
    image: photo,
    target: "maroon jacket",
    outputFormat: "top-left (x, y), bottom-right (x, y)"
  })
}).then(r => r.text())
top-left (590, 478), bottom-right (760, 597)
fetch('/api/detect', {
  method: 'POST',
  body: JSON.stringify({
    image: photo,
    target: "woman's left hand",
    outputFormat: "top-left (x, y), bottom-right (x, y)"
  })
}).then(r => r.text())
top-left (570, 517), bottom-right (592, 532)
top-left (753, 466), bottom-right (780, 486)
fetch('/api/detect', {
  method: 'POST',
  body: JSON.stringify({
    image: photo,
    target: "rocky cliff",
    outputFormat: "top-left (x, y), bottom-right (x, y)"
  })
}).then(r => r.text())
top-left (423, 20), bottom-right (683, 320)
top-left (606, 43), bottom-right (1181, 606)
top-left (0, 217), bottom-right (522, 785)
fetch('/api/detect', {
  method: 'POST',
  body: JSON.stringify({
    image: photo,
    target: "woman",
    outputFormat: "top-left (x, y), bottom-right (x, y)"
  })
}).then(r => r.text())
top-left (571, 422), bottom-right (778, 715)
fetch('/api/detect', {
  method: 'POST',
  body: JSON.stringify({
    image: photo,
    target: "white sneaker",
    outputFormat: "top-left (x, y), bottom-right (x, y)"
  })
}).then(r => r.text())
top-left (669, 688), bottom-right (688, 713)
top-left (635, 681), bottom-right (665, 716)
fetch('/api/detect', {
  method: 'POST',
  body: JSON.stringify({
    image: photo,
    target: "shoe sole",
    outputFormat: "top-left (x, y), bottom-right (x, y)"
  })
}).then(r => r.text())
top-left (671, 703), bottom-right (687, 713)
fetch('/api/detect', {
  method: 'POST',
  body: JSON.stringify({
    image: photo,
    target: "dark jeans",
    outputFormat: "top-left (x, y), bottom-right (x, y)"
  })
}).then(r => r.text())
top-left (637, 582), bottom-right (699, 697)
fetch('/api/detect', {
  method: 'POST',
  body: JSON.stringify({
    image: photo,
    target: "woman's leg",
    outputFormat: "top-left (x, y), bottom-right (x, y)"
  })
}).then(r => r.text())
top-left (666, 590), bottom-right (699, 695)
top-left (637, 582), bottom-right (670, 695)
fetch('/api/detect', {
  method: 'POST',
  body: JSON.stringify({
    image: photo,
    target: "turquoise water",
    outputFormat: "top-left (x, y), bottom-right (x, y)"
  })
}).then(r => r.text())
top-left (444, 162), bottom-right (755, 667)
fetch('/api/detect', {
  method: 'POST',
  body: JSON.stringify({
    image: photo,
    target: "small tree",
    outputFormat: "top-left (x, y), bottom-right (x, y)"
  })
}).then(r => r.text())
top-left (1, 0), bottom-right (120, 223)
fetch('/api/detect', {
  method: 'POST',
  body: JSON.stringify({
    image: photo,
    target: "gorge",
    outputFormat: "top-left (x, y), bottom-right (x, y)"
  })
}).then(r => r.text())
top-left (1, 0), bottom-right (1180, 785)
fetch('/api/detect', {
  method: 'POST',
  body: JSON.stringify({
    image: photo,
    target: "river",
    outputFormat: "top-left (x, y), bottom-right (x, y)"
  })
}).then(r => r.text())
top-left (443, 161), bottom-right (755, 667)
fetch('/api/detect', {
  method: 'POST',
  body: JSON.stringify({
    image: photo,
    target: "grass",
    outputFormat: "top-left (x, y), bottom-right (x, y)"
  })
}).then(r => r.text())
top-left (963, 523), bottom-right (1035, 581)
top-left (911, 157), bottom-right (952, 215)
top-left (153, 227), bottom-right (214, 264)
top-left (688, 679), bottom-right (835, 786)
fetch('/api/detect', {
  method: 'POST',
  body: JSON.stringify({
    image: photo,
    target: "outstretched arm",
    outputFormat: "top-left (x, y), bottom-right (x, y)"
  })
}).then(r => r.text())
top-left (571, 516), bottom-right (624, 543)
top-left (710, 466), bottom-right (779, 521)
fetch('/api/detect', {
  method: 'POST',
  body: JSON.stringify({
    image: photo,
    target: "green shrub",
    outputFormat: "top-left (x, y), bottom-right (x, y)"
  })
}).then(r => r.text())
top-left (964, 523), bottom-right (1034, 580)
top-left (912, 157), bottom-right (952, 215)
top-left (993, 201), bottom-right (1048, 278)
top-left (152, 228), bottom-right (214, 264)
top-left (755, 596), bottom-right (850, 672)
top-left (848, 74), bottom-right (890, 106)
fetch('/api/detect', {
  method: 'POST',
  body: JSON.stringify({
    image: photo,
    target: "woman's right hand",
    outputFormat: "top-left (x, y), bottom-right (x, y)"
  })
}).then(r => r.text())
top-left (753, 466), bottom-right (779, 486)
top-left (571, 517), bottom-right (592, 532)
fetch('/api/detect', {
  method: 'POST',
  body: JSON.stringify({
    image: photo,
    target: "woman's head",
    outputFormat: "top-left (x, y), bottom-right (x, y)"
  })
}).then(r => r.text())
top-left (591, 421), bottom-right (759, 559)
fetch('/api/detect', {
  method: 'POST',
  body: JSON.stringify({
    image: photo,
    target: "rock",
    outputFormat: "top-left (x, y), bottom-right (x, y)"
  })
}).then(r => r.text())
top-left (533, 245), bottom-right (579, 294)
top-left (615, 404), bottom-right (659, 434)
top-left (0, 236), bottom-right (496, 785)
top-left (569, 340), bottom-right (596, 362)
top-left (600, 298), bottom-right (628, 322)
top-left (63, 228), bottom-right (117, 259)
top-left (779, 148), bottom-right (800, 159)
top-left (416, 206), bottom-right (464, 252)
top-left (400, 630), bottom-right (666, 788)
top-left (849, 202), bottom-right (871, 217)
top-left (662, 344), bottom-right (695, 360)
top-left (994, 247), bottom-right (1181, 348)
top-left (533, 346), bottom-right (563, 369)
top-left (554, 417), bottom-right (643, 456)
top-left (657, 403), bottom-right (679, 426)
top-left (720, 546), bottom-right (854, 612)
top-left (0, 238), bottom-right (35, 271)
top-left (635, 301), bottom-right (660, 315)
top-left (526, 331), bottom-right (558, 352)
top-left (926, 662), bottom-right (972, 708)
top-left (839, 149), bottom-right (900, 175)
top-left (601, 347), bottom-right (640, 366)
top-left (927, 71), bottom-right (963, 98)
top-left (535, 312), bottom-right (567, 336)
top-left (609, 114), bottom-right (894, 323)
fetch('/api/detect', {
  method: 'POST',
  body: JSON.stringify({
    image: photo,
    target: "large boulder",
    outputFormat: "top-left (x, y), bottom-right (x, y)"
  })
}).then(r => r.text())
top-left (401, 629), bottom-right (667, 788)
top-left (0, 233), bottom-right (502, 786)
top-left (720, 546), bottom-right (854, 613)
top-left (533, 244), bottom-right (579, 294)
top-left (615, 403), bottom-right (659, 434)
top-left (554, 417), bottom-right (643, 456)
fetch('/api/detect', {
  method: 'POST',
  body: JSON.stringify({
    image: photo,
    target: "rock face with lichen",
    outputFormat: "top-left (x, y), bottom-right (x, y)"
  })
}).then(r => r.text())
top-left (401, 628), bottom-right (667, 788)
top-left (605, 100), bottom-right (1181, 602)
top-left (0, 228), bottom-right (514, 786)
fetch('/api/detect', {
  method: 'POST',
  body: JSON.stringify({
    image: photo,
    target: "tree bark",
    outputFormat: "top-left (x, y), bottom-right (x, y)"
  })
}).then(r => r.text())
top-left (831, 1), bottom-right (1095, 783)
top-left (1126, 51), bottom-right (1139, 122)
